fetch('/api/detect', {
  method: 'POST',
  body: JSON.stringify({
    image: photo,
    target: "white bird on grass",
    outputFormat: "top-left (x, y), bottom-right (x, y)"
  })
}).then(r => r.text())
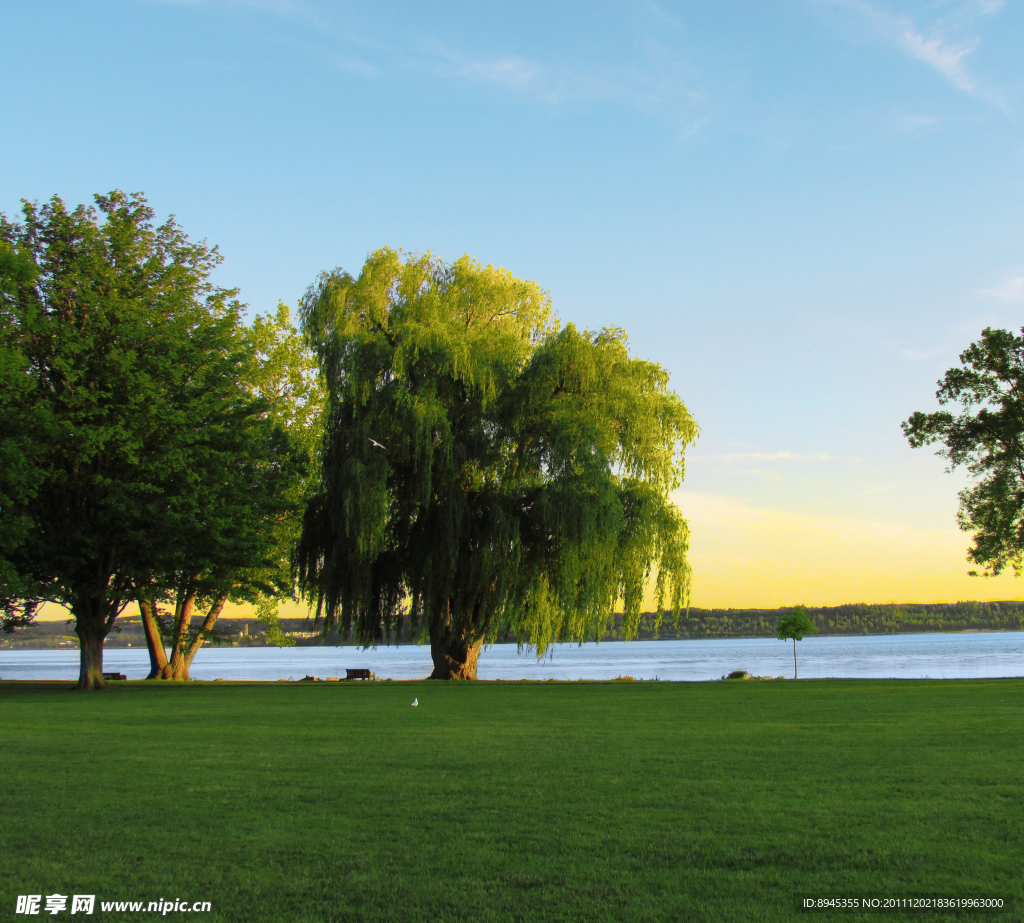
top-left (412, 698), bottom-right (418, 706)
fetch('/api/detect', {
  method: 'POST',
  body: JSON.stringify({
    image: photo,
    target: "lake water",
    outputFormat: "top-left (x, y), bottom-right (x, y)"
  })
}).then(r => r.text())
top-left (1, 632), bottom-right (1022, 682)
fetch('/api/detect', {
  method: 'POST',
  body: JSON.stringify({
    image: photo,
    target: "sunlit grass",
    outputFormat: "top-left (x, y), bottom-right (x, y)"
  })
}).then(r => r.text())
top-left (1, 679), bottom-right (1021, 921)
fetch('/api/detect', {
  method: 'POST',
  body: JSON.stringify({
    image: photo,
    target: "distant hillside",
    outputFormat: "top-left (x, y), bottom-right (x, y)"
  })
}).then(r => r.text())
top-left (608, 601), bottom-right (1024, 641)
top-left (2, 601), bottom-right (1022, 650)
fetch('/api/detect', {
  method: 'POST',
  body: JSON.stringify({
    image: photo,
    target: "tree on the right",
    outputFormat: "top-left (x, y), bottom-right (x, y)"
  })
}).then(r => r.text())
top-left (903, 327), bottom-right (1024, 577)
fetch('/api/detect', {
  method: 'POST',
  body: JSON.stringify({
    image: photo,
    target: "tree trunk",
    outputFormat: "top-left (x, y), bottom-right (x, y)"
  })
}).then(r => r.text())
top-left (183, 594), bottom-right (228, 678)
top-left (139, 598), bottom-right (168, 680)
top-left (75, 623), bottom-right (106, 690)
top-left (793, 638), bottom-right (797, 680)
top-left (429, 632), bottom-right (484, 680)
top-left (73, 595), bottom-right (109, 691)
top-left (167, 578), bottom-right (200, 681)
top-left (70, 569), bottom-right (128, 690)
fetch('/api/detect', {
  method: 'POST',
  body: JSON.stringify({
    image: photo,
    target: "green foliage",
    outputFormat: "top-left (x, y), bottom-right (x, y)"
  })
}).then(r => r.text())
top-left (903, 327), bottom-right (1024, 576)
top-left (209, 299), bottom-right (326, 646)
top-left (776, 605), bottom-right (816, 679)
top-left (0, 191), bottom-right (244, 662)
top-left (137, 294), bottom-right (315, 678)
top-left (243, 301), bottom-right (325, 466)
top-left (297, 248), bottom-right (698, 673)
top-left (0, 340), bottom-right (43, 629)
top-left (776, 605), bottom-right (816, 642)
top-left (0, 220), bottom-right (73, 627)
top-left (149, 358), bottom-right (306, 610)
top-left (254, 593), bottom-right (296, 648)
top-left (0, 191), bottom-right (309, 685)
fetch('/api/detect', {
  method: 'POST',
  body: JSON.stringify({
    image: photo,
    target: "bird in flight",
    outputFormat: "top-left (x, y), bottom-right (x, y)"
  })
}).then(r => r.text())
top-left (369, 438), bottom-right (387, 451)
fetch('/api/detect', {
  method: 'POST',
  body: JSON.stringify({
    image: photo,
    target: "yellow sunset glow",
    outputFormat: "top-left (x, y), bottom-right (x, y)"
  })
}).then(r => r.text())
top-left (29, 491), bottom-right (1021, 624)
top-left (674, 492), bottom-right (1023, 610)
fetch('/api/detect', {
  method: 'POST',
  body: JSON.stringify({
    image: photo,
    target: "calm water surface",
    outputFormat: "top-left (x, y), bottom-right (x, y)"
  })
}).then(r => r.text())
top-left (2, 632), bottom-right (1022, 681)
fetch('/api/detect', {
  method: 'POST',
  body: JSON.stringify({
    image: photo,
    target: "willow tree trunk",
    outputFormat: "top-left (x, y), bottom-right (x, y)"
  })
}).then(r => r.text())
top-left (138, 598), bottom-right (168, 680)
top-left (429, 632), bottom-right (484, 680)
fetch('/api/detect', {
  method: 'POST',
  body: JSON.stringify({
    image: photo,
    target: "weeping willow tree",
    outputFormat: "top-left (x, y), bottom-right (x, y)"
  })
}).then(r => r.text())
top-left (296, 248), bottom-right (698, 679)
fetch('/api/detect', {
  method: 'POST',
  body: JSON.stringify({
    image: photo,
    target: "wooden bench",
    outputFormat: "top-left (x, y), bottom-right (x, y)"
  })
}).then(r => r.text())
top-left (102, 672), bottom-right (127, 681)
top-left (345, 669), bottom-right (373, 681)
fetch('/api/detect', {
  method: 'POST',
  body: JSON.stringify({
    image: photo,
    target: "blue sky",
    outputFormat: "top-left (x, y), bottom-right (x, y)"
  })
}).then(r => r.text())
top-left (5, 0), bottom-right (1024, 604)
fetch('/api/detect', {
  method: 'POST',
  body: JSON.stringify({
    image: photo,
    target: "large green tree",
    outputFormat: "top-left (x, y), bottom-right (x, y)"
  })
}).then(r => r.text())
top-left (0, 244), bottom-right (47, 630)
top-left (903, 327), bottom-right (1024, 577)
top-left (135, 303), bottom-right (320, 680)
top-left (297, 248), bottom-right (698, 679)
top-left (134, 400), bottom-right (307, 682)
top-left (0, 191), bottom-right (298, 689)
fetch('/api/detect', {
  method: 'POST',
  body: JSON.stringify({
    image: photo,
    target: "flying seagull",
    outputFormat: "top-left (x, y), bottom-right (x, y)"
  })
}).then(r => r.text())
top-left (368, 438), bottom-right (387, 452)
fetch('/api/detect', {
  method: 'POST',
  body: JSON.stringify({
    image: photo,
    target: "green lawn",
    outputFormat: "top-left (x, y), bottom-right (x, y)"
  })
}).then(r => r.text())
top-left (1, 679), bottom-right (1021, 922)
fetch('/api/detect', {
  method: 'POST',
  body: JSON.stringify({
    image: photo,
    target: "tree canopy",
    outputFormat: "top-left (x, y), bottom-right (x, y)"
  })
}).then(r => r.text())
top-left (133, 301), bottom-right (320, 681)
top-left (776, 605), bottom-right (815, 679)
top-left (0, 250), bottom-right (46, 630)
top-left (297, 248), bottom-right (698, 679)
top-left (903, 327), bottom-right (1024, 578)
top-left (0, 191), bottom-right (308, 688)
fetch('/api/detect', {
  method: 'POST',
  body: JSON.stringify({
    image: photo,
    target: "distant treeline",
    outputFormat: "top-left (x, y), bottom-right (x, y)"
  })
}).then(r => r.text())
top-left (3, 602), bottom-right (1023, 650)
top-left (613, 601), bottom-right (1024, 641)
top-left (336, 601), bottom-right (1024, 645)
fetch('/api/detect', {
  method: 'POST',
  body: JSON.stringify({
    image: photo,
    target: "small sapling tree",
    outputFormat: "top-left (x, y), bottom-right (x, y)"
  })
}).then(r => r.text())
top-left (777, 605), bottom-right (816, 679)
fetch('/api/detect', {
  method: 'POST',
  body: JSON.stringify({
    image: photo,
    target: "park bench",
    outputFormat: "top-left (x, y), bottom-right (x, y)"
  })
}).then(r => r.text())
top-left (102, 672), bottom-right (127, 681)
top-left (345, 669), bottom-right (373, 681)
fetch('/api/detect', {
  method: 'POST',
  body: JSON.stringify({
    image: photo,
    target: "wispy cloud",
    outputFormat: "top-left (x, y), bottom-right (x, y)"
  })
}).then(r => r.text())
top-left (898, 346), bottom-right (946, 360)
top-left (880, 333), bottom-right (955, 361)
top-left (893, 112), bottom-right (940, 131)
top-left (641, 1), bottom-right (683, 28)
top-left (150, 0), bottom-right (310, 12)
top-left (456, 55), bottom-right (546, 94)
top-left (695, 451), bottom-right (836, 462)
top-left (814, 0), bottom-right (1004, 102)
top-left (143, 0), bottom-right (329, 29)
top-left (142, 0), bottom-right (333, 32)
top-left (423, 39), bottom-right (706, 116)
top-left (899, 23), bottom-right (977, 91)
top-left (181, 57), bottom-right (236, 73)
top-left (983, 275), bottom-right (1024, 302)
top-left (146, 0), bottom-right (709, 125)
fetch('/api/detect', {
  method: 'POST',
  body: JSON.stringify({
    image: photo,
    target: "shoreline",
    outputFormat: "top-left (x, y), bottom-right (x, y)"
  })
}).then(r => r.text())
top-left (3, 625), bottom-right (1022, 652)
